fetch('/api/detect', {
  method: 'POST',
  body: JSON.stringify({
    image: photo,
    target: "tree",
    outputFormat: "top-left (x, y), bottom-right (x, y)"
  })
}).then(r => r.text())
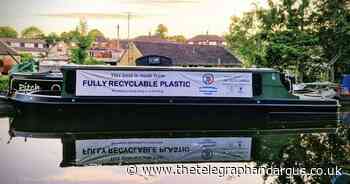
top-left (83, 57), bottom-right (104, 65)
top-left (60, 31), bottom-right (79, 43)
top-left (77, 19), bottom-right (88, 36)
top-left (88, 29), bottom-right (104, 41)
top-left (226, 0), bottom-right (325, 82)
top-left (21, 26), bottom-right (45, 39)
top-left (155, 24), bottom-right (168, 39)
top-left (20, 53), bottom-right (34, 63)
top-left (225, 11), bottom-right (266, 67)
top-left (259, 0), bottom-right (322, 82)
top-left (45, 32), bottom-right (61, 46)
top-left (313, 0), bottom-right (350, 81)
top-left (70, 20), bottom-right (93, 64)
top-left (0, 26), bottom-right (18, 38)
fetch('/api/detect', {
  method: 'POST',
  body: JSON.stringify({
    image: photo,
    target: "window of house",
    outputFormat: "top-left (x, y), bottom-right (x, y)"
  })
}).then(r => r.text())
top-left (34, 43), bottom-right (39, 48)
top-left (20, 43), bottom-right (25, 47)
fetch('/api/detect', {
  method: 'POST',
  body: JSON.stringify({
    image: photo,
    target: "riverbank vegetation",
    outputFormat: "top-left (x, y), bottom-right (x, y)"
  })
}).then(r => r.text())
top-left (226, 0), bottom-right (350, 83)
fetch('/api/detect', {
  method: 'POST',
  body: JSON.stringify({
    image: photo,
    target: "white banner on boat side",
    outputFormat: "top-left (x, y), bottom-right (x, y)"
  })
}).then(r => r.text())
top-left (75, 137), bottom-right (252, 165)
top-left (75, 70), bottom-right (253, 97)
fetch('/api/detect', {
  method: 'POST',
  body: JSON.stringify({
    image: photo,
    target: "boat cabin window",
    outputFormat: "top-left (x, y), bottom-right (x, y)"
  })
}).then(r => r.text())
top-left (136, 55), bottom-right (172, 66)
top-left (64, 70), bottom-right (76, 94)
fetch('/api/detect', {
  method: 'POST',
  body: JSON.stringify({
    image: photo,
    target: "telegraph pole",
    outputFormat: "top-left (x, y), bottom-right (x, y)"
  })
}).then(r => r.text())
top-left (127, 12), bottom-right (131, 64)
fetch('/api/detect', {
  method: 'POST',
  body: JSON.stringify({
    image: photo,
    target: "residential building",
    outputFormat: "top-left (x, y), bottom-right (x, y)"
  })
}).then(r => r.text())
top-left (89, 39), bottom-right (128, 65)
top-left (46, 41), bottom-right (70, 62)
top-left (187, 34), bottom-right (226, 46)
top-left (119, 41), bottom-right (241, 67)
top-left (40, 41), bottom-right (71, 72)
top-left (0, 38), bottom-right (48, 58)
top-left (0, 41), bottom-right (20, 74)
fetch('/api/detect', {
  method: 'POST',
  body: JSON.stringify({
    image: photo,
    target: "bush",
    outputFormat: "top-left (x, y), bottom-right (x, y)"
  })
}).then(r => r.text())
top-left (0, 75), bottom-right (9, 91)
top-left (83, 57), bottom-right (105, 65)
top-left (20, 53), bottom-right (34, 63)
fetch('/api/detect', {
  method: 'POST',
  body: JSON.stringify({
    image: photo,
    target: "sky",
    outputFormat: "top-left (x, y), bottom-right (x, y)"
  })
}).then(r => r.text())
top-left (0, 0), bottom-right (267, 39)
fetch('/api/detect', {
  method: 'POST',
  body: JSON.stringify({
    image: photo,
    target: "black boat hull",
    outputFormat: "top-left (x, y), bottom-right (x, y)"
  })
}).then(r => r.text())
top-left (9, 92), bottom-right (339, 135)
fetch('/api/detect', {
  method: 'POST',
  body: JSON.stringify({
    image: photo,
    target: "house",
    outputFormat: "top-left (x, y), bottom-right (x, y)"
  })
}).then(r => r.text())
top-left (46, 41), bottom-right (70, 62)
top-left (0, 38), bottom-right (48, 58)
top-left (118, 41), bottom-right (241, 67)
top-left (89, 39), bottom-right (128, 65)
top-left (40, 41), bottom-right (70, 72)
top-left (0, 41), bottom-right (20, 74)
top-left (187, 34), bottom-right (226, 46)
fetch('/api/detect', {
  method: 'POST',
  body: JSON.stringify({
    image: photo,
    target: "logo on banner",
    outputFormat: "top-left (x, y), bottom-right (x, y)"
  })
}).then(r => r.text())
top-left (201, 149), bottom-right (214, 160)
top-left (202, 73), bottom-right (215, 85)
top-left (200, 73), bottom-right (218, 95)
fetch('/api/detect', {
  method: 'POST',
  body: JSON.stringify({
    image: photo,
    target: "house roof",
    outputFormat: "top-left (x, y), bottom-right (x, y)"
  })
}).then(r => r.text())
top-left (0, 37), bottom-right (46, 44)
top-left (108, 39), bottom-right (129, 50)
top-left (94, 36), bottom-right (108, 43)
top-left (0, 41), bottom-right (19, 56)
top-left (133, 41), bottom-right (241, 66)
top-left (187, 34), bottom-right (225, 43)
top-left (14, 47), bottom-right (48, 53)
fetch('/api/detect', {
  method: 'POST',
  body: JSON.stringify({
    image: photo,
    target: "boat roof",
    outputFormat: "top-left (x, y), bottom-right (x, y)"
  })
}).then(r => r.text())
top-left (61, 65), bottom-right (277, 73)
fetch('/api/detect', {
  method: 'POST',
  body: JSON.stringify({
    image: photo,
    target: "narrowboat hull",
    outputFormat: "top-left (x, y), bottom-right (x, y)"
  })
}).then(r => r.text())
top-left (9, 92), bottom-right (339, 135)
top-left (4, 66), bottom-right (340, 135)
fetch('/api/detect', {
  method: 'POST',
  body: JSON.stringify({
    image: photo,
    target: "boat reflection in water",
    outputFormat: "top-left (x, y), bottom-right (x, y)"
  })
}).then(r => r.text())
top-left (7, 109), bottom-right (346, 168)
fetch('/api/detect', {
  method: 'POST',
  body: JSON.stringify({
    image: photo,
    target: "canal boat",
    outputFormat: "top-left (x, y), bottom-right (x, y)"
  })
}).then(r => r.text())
top-left (5, 64), bottom-right (339, 135)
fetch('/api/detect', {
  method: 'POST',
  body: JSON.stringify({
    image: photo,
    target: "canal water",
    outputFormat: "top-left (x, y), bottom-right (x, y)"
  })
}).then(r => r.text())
top-left (0, 118), bottom-right (277, 184)
top-left (0, 107), bottom-right (348, 184)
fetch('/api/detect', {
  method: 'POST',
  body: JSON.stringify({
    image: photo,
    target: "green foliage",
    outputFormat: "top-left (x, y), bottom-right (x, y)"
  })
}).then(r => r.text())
top-left (70, 47), bottom-right (89, 64)
top-left (60, 30), bottom-right (79, 43)
top-left (226, 1), bottom-right (350, 183)
top-left (45, 32), bottom-right (61, 45)
top-left (20, 53), bottom-right (34, 63)
top-left (225, 12), bottom-right (266, 67)
top-left (88, 29), bottom-right (104, 41)
top-left (21, 26), bottom-right (45, 39)
top-left (225, 0), bottom-right (350, 82)
top-left (155, 24), bottom-right (168, 39)
top-left (83, 57), bottom-right (104, 65)
top-left (0, 75), bottom-right (9, 91)
top-left (0, 26), bottom-right (18, 38)
top-left (69, 20), bottom-right (93, 64)
top-left (313, 0), bottom-right (350, 80)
